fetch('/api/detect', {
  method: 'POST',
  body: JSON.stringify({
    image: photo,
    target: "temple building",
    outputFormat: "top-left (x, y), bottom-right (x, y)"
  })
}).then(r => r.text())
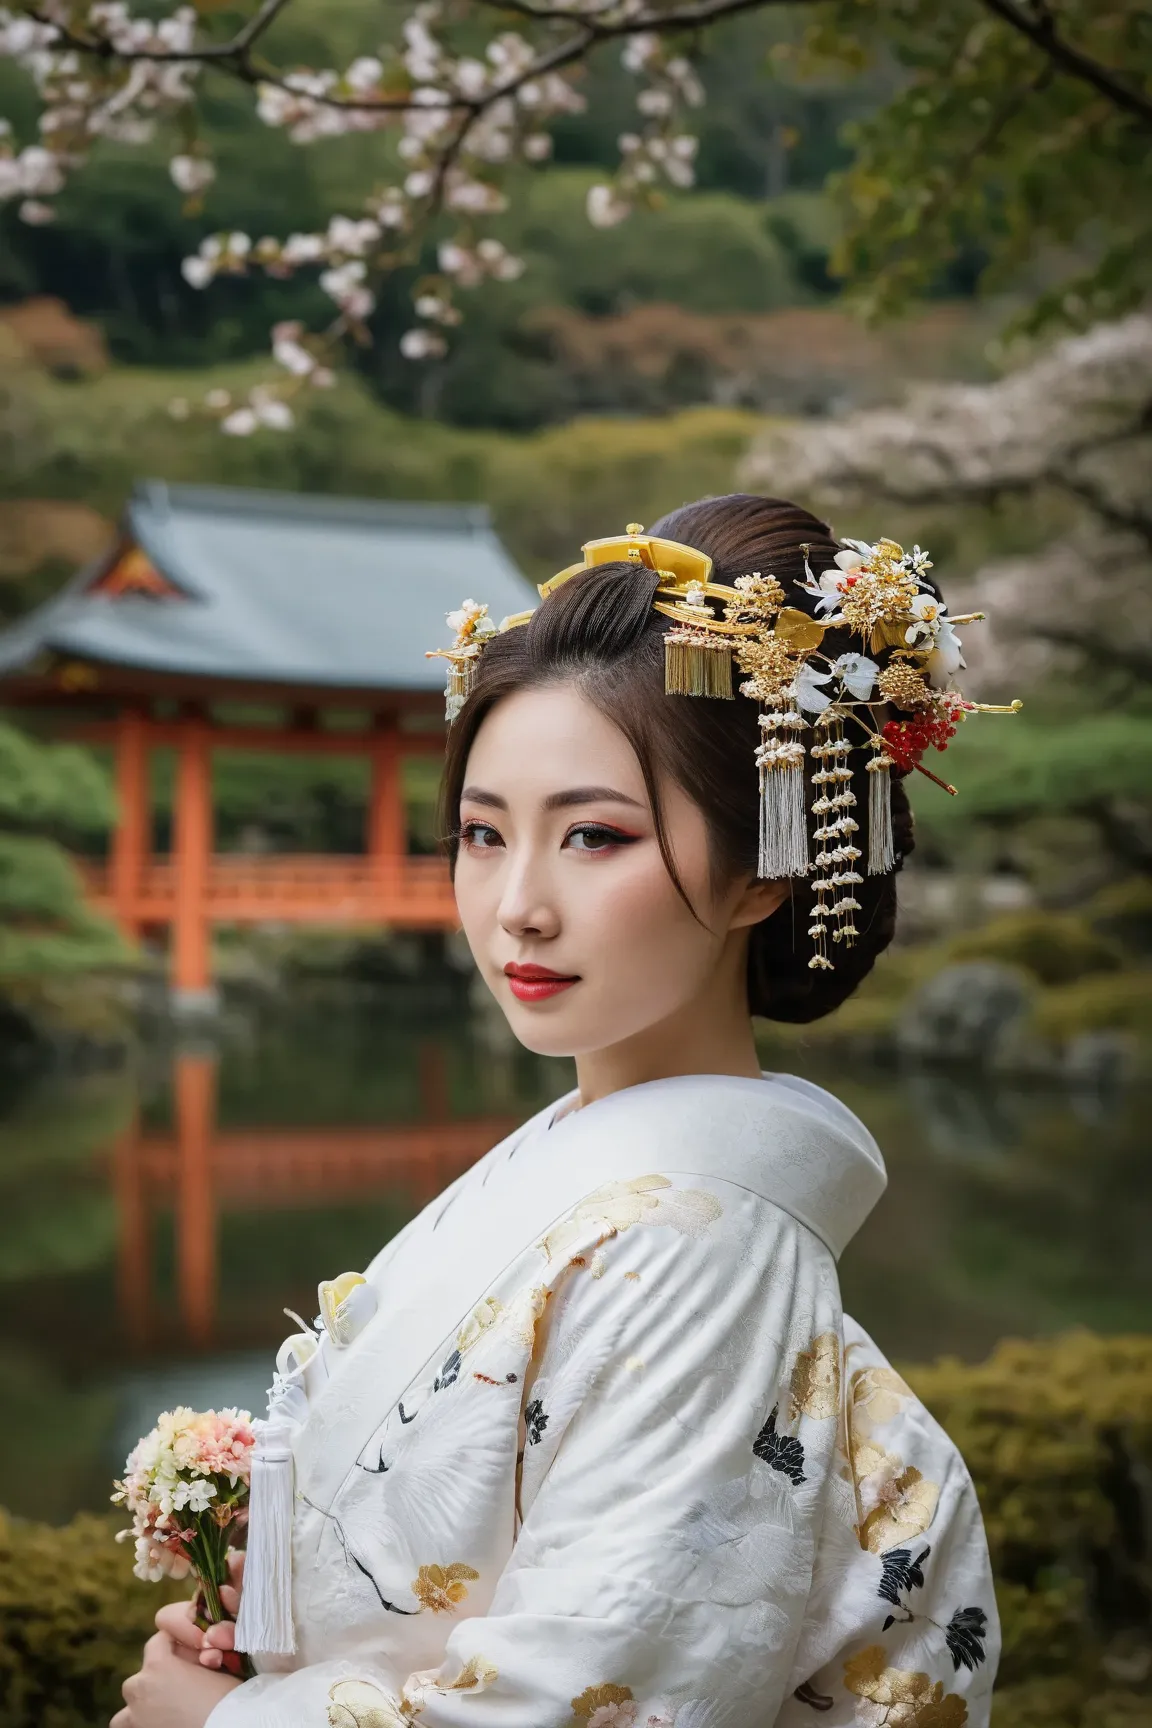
top-left (0, 481), bottom-right (532, 1006)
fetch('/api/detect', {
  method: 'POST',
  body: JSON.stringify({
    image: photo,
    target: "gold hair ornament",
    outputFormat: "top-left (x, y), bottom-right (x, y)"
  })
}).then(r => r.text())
top-left (427, 525), bottom-right (1021, 970)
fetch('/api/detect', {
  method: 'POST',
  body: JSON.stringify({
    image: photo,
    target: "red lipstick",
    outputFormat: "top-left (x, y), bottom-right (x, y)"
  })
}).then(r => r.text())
top-left (503, 962), bottom-right (579, 1002)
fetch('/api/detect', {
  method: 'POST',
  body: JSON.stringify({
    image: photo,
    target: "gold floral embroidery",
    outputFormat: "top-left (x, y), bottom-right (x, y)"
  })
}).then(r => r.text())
top-left (857, 1459), bottom-right (941, 1554)
top-left (843, 1645), bottom-right (967, 1726)
top-left (790, 1331), bottom-right (842, 1421)
top-left (411, 1561), bottom-right (480, 1612)
top-left (570, 1683), bottom-right (638, 1727)
top-left (506, 1282), bottom-right (550, 1346)
top-left (327, 1680), bottom-right (409, 1728)
top-left (850, 1363), bottom-right (913, 1428)
top-left (457, 1297), bottom-right (503, 1353)
top-left (539, 1175), bottom-right (722, 1261)
top-left (402, 1655), bottom-right (498, 1715)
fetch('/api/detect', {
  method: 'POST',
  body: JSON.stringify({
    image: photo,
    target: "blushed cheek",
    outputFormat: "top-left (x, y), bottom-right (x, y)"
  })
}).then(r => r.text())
top-left (579, 855), bottom-right (713, 1006)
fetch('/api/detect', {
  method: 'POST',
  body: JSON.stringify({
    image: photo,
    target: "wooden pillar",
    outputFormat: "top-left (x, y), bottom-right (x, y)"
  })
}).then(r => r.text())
top-left (175, 1052), bottom-right (217, 1349)
top-left (109, 706), bottom-right (149, 938)
top-left (113, 1109), bottom-right (150, 1350)
top-left (172, 712), bottom-right (214, 1008)
top-left (368, 717), bottom-right (405, 889)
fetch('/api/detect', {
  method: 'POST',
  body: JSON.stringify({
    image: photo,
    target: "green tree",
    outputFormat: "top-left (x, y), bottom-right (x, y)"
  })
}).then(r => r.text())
top-left (0, 723), bottom-right (124, 980)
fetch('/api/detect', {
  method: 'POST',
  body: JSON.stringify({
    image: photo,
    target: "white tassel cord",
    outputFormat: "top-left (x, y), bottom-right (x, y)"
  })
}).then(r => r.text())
top-left (756, 712), bottom-right (809, 880)
top-left (234, 1420), bottom-right (297, 1657)
top-left (867, 753), bottom-right (895, 876)
top-left (759, 762), bottom-right (808, 879)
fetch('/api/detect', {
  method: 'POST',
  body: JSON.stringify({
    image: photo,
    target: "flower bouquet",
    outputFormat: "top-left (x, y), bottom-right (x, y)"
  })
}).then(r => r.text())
top-left (113, 1406), bottom-right (255, 1668)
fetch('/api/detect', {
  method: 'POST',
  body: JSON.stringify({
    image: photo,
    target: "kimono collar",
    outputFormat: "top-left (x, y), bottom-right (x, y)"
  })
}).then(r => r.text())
top-left (543, 1071), bottom-right (887, 1261)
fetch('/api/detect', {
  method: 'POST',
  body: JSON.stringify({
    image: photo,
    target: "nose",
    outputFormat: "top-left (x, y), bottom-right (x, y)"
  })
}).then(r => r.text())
top-left (497, 843), bottom-right (561, 941)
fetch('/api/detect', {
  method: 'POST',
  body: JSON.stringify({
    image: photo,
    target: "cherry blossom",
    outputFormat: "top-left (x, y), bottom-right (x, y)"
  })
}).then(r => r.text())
top-left (0, 0), bottom-right (719, 428)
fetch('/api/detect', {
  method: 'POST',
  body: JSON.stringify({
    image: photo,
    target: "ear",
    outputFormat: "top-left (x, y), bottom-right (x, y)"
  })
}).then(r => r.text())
top-left (727, 876), bottom-right (790, 933)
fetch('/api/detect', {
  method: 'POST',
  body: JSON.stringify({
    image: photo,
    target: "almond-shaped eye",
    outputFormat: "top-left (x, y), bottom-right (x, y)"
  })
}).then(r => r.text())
top-left (461, 821), bottom-right (504, 851)
top-left (564, 823), bottom-right (639, 853)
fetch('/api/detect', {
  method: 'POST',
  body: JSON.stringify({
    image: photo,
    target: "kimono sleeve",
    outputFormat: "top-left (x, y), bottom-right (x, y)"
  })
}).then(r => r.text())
top-left (392, 1176), bottom-right (844, 1726)
top-left (776, 1319), bottom-right (1000, 1728)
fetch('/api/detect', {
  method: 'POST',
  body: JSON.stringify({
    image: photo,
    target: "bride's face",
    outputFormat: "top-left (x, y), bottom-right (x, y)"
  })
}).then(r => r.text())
top-left (454, 682), bottom-right (763, 1059)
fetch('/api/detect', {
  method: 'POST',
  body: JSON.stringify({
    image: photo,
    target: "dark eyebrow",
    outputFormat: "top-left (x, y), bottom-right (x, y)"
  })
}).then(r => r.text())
top-left (459, 784), bottom-right (645, 813)
top-left (543, 786), bottom-right (645, 812)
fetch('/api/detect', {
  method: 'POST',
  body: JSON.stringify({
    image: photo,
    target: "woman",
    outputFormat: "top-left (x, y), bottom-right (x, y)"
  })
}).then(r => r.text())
top-left (121, 495), bottom-right (999, 1728)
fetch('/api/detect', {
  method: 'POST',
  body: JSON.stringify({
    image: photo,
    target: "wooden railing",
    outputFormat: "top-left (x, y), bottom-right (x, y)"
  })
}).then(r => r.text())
top-left (80, 853), bottom-right (458, 928)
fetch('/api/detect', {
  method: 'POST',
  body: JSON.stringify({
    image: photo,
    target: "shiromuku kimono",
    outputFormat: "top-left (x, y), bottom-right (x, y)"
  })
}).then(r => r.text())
top-left (210, 1073), bottom-right (998, 1728)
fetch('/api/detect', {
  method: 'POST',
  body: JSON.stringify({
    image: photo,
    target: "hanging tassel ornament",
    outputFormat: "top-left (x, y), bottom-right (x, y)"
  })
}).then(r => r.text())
top-left (664, 629), bottom-right (734, 698)
top-left (867, 740), bottom-right (895, 875)
top-left (755, 705), bottom-right (809, 879)
top-left (809, 713), bottom-right (862, 964)
top-left (233, 1417), bottom-right (297, 1657)
top-left (663, 583), bottom-right (734, 698)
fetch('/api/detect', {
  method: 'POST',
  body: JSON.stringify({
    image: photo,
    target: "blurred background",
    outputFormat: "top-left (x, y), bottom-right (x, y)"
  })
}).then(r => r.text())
top-left (0, 3), bottom-right (1150, 1719)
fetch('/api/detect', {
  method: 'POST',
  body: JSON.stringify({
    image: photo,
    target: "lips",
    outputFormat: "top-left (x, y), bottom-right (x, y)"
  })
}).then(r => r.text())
top-left (503, 962), bottom-right (580, 1003)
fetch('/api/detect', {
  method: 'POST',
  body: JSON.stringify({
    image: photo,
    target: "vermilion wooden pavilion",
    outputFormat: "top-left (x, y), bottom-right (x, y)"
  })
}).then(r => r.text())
top-left (0, 482), bottom-right (533, 1006)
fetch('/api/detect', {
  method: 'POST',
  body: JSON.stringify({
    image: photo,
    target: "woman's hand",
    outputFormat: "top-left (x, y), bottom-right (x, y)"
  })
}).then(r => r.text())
top-left (156, 1554), bottom-right (245, 1672)
top-left (112, 1631), bottom-right (240, 1728)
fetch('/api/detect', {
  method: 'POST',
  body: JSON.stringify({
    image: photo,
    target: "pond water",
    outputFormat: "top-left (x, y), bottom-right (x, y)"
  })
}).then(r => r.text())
top-left (3, 986), bottom-right (1150, 1526)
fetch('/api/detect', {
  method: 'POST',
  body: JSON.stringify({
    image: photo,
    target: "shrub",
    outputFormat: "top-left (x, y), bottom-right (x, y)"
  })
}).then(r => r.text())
top-left (945, 911), bottom-right (1122, 988)
top-left (1, 1333), bottom-right (1149, 1728)
top-left (0, 1510), bottom-right (184, 1728)
top-left (908, 1332), bottom-right (1152, 1728)
top-left (1030, 972), bottom-right (1152, 1043)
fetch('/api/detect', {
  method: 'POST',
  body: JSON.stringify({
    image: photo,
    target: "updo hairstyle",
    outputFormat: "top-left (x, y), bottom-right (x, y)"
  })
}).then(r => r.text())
top-left (440, 493), bottom-right (917, 1023)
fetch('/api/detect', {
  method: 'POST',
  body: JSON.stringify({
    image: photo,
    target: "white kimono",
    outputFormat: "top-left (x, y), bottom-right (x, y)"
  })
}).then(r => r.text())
top-left (210, 1073), bottom-right (998, 1728)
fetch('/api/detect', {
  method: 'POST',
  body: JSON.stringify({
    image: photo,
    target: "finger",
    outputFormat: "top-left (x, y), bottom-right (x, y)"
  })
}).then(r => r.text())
top-left (111, 1708), bottom-right (132, 1728)
top-left (204, 1621), bottom-right (236, 1651)
top-left (156, 1602), bottom-right (206, 1650)
top-left (226, 1550), bottom-right (245, 1589)
top-left (121, 1674), bottom-right (139, 1704)
top-left (142, 1631), bottom-right (173, 1665)
top-left (199, 1646), bottom-right (224, 1670)
top-left (219, 1583), bottom-right (241, 1616)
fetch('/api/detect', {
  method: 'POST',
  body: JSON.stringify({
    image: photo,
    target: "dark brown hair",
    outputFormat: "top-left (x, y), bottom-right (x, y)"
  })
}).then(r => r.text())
top-left (440, 493), bottom-right (916, 1023)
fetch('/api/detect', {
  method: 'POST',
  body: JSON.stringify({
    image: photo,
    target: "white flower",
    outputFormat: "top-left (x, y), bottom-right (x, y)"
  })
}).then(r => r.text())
top-left (832, 652), bottom-right (879, 701)
top-left (133, 1535), bottom-right (192, 1583)
top-left (345, 55), bottom-right (383, 91)
top-left (904, 589), bottom-right (964, 687)
top-left (833, 546), bottom-right (869, 576)
top-left (636, 87), bottom-right (673, 117)
top-left (169, 154), bottom-right (215, 195)
top-left (204, 387), bottom-right (231, 409)
top-left (18, 199), bottom-right (55, 224)
top-left (221, 406), bottom-right (258, 436)
top-left (586, 182), bottom-right (631, 228)
top-left (399, 327), bottom-right (446, 360)
top-left (446, 599), bottom-right (483, 631)
top-left (252, 391), bottom-right (294, 430)
top-left (181, 254), bottom-right (213, 288)
top-left (797, 558), bottom-right (848, 618)
top-left (793, 663), bottom-right (833, 714)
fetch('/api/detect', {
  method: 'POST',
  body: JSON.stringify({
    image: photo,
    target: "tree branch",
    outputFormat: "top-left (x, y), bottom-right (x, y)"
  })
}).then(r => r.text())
top-left (978, 0), bottom-right (1152, 128)
top-left (20, 0), bottom-right (817, 119)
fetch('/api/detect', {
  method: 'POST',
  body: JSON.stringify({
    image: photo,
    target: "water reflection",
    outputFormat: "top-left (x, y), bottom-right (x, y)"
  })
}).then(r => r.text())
top-left (114, 1046), bottom-right (523, 1351)
top-left (1, 996), bottom-right (1149, 1524)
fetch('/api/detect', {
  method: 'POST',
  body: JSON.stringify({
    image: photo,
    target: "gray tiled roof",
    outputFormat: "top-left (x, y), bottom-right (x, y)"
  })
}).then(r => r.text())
top-left (0, 482), bottom-right (535, 692)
